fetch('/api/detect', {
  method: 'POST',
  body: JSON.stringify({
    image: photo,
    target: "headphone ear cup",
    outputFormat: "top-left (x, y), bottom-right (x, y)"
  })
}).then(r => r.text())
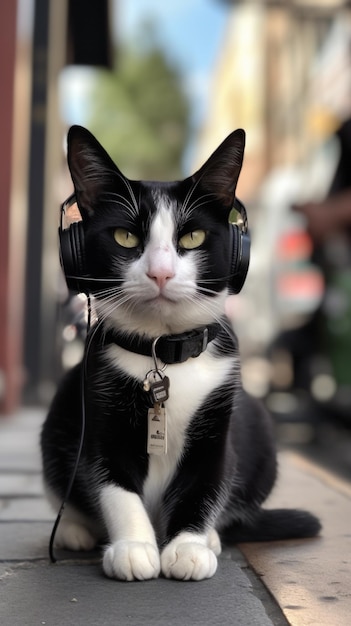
top-left (228, 224), bottom-right (250, 294)
top-left (59, 221), bottom-right (87, 294)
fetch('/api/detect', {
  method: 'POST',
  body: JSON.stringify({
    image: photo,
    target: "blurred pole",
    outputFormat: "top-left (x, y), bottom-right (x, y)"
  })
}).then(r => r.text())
top-left (23, 0), bottom-right (68, 405)
top-left (0, 1), bottom-right (26, 415)
top-left (23, 0), bottom-right (49, 404)
top-left (39, 1), bottom-right (69, 403)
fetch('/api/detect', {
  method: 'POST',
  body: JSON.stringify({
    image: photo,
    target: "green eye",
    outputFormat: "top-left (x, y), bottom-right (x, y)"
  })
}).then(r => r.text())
top-left (179, 230), bottom-right (207, 250)
top-left (114, 228), bottom-right (140, 249)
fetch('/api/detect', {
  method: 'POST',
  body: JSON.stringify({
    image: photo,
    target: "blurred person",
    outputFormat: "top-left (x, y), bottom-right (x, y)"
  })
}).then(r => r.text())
top-left (269, 117), bottom-right (351, 418)
top-left (294, 117), bottom-right (351, 244)
top-left (294, 189), bottom-right (351, 244)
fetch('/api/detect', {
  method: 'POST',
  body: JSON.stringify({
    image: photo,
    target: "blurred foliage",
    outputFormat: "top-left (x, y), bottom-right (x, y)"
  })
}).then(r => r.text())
top-left (86, 41), bottom-right (190, 181)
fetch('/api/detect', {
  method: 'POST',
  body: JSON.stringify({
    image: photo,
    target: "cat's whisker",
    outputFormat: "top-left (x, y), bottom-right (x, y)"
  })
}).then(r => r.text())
top-left (179, 191), bottom-right (214, 225)
top-left (116, 173), bottom-right (139, 214)
top-left (181, 291), bottom-right (230, 332)
top-left (193, 279), bottom-right (228, 298)
top-left (182, 176), bottom-right (207, 214)
top-left (96, 291), bottom-right (140, 322)
top-left (178, 290), bottom-right (219, 323)
top-left (92, 295), bottom-right (121, 314)
top-left (104, 172), bottom-right (139, 215)
top-left (197, 269), bottom-right (242, 286)
top-left (103, 193), bottom-right (138, 219)
top-left (97, 294), bottom-right (128, 316)
top-left (184, 193), bottom-right (214, 215)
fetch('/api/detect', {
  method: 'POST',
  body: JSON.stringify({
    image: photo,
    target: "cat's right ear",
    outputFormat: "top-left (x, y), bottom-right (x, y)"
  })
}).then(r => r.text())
top-left (191, 129), bottom-right (245, 210)
top-left (67, 125), bottom-right (125, 219)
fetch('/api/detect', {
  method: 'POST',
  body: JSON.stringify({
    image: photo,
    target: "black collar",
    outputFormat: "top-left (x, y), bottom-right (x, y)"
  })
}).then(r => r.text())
top-left (103, 323), bottom-right (220, 364)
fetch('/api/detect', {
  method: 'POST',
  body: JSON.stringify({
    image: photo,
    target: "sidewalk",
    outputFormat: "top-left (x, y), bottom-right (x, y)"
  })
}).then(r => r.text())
top-left (0, 409), bottom-right (350, 626)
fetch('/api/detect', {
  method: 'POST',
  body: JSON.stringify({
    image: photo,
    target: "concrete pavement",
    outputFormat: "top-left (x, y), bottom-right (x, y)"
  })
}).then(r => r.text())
top-left (0, 409), bottom-right (350, 625)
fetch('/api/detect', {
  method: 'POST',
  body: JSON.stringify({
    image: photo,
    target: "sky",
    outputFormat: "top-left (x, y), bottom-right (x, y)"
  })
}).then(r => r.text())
top-left (115, 0), bottom-right (229, 75)
top-left (113, 0), bottom-right (231, 164)
top-left (115, 0), bottom-right (230, 124)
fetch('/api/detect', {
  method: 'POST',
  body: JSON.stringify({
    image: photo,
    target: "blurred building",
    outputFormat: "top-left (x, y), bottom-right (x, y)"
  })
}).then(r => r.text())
top-left (194, 0), bottom-right (351, 402)
top-left (195, 0), bottom-right (351, 202)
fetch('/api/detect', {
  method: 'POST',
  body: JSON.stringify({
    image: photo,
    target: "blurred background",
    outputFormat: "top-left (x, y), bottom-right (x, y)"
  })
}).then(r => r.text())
top-left (1, 0), bottom-right (351, 477)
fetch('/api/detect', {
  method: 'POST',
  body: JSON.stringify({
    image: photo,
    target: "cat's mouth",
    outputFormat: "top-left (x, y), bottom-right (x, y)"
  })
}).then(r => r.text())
top-left (145, 293), bottom-right (177, 304)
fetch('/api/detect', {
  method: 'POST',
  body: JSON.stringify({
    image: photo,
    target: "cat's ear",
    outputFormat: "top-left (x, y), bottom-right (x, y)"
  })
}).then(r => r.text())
top-left (67, 125), bottom-right (125, 218)
top-left (191, 129), bottom-right (245, 208)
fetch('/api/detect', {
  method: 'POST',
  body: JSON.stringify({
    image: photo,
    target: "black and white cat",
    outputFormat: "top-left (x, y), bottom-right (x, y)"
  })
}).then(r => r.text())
top-left (41, 125), bottom-right (320, 581)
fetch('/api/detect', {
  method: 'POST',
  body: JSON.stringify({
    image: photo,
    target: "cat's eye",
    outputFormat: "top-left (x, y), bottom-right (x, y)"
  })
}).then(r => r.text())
top-left (114, 228), bottom-right (140, 249)
top-left (179, 230), bottom-right (207, 250)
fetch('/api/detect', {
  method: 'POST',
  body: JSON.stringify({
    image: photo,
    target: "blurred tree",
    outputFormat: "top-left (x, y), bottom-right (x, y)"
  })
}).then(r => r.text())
top-left (86, 41), bottom-right (190, 180)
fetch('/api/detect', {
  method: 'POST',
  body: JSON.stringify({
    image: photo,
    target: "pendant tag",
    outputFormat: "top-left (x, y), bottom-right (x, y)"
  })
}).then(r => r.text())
top-left (149, 375), bottom-right (170, 404)
top-left (147, 405), bottom-right (167, 455)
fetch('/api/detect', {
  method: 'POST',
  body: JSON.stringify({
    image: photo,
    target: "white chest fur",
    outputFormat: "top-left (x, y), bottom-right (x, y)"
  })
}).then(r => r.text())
top-left (106, 344), bottom-right (234, 522)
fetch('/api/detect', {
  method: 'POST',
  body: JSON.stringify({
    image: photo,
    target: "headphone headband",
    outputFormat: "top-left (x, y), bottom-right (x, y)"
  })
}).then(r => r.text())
top-left (60, 193), bottom-right (80, 229)
top-left (58, 194), bottom-right (88, 294)
top-left (228, 198), bottom-right (250, 294)
top-left (232, 198), bottom-right (248, 233)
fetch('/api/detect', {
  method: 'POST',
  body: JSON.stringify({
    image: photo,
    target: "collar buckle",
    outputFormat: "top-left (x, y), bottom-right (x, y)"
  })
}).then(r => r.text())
top-left (170, 327), bottom-right (210, 363)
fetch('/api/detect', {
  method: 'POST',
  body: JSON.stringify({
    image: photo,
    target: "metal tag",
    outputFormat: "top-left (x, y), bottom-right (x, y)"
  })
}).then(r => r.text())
top-left (149, 375), bottom-right (170, 404)
top-left (147, 406), bottom-right (167, 455)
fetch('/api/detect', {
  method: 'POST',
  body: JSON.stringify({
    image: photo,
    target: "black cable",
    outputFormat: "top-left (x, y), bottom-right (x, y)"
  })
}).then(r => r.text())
top-left (49, 295), bottom-right (92, 563)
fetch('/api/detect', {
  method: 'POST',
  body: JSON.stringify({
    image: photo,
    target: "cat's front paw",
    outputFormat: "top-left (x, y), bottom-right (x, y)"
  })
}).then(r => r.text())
top-left (102, 540), bottom-right (160, 581)
top-left (161, 535), bottom-right (218, 581)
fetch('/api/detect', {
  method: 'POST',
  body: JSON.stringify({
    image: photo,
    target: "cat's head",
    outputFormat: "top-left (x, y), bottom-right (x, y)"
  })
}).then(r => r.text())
top-left (65, 125), bottom-right (246, 336)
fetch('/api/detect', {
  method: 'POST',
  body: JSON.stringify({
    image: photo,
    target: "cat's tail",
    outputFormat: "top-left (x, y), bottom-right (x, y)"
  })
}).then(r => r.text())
top-left (220, 508), bottom-right (321, 544)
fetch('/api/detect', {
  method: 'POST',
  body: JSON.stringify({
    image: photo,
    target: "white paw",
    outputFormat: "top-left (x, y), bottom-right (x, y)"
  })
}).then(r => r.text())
top-left (207, 528), bottom-right (222, 556)
top-left (102, 540), bottom-right (160, 581)
top-left (161, 539), bottom-right (218, 581)
top-left (54, 520), bottom-right (97, 551)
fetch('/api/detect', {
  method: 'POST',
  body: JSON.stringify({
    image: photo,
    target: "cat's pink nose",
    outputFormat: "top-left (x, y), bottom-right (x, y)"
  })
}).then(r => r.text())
top-left (147, 247), bottom-right (175, 289)
top-left (147, 269), bottom-right (175, 289)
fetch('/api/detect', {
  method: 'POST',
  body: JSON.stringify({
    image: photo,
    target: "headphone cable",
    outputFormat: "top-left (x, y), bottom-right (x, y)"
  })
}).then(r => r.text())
top-left (49, 295), bottom-right (92, 563)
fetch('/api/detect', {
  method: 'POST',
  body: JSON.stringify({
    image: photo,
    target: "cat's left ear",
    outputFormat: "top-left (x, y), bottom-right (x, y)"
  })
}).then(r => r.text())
top-left (191, 129), bottom-right (245, 209)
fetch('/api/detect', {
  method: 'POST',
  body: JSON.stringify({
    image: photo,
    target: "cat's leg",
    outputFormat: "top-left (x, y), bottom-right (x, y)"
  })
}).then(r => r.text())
top-left (54, 517), bottom-right (98, 551)
top-left (207, 527), bottom-right (222, 556)
top-left (161, 528), bottom-right (219, 581)
top-left (100, 484), bottom-right (160, 581)
top-left (44, 484), bottom-right (99, 551)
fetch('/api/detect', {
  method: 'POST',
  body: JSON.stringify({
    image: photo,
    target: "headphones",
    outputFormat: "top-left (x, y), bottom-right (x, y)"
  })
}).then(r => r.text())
top-left (228, 197), bottom-right (251, 294)
top-left (59, 194), bottom-right (250, 295)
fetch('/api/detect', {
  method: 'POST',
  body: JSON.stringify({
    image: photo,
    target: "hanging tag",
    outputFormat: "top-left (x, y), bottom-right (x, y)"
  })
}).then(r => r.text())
top-left (147, 405), bottom-right (167, 455)
top-left (149, 375), bottom-right (170, 404)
